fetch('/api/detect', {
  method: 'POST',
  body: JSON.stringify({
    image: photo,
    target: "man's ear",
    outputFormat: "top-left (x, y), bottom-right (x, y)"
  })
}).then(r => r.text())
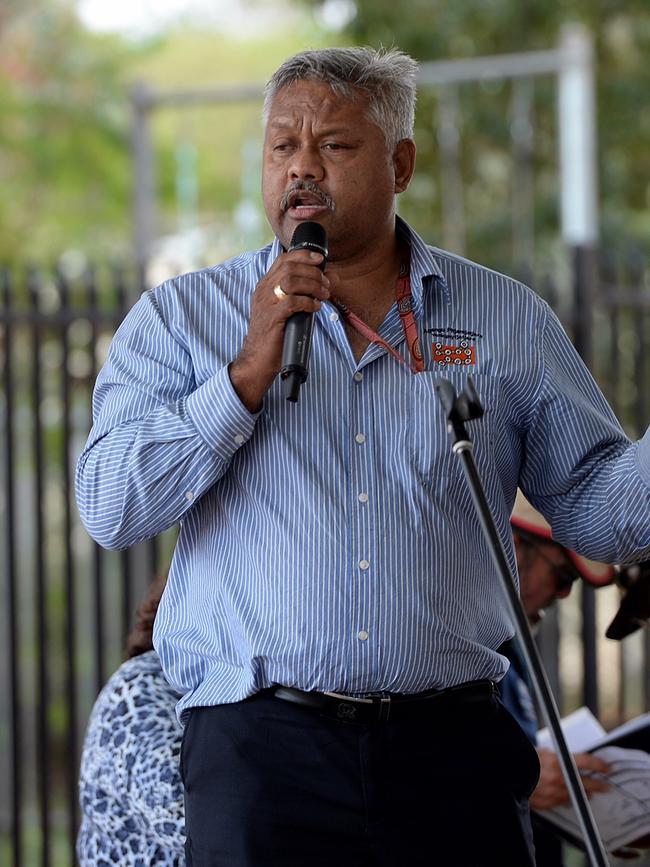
top-left (393, 139), bottom-right (416, 194)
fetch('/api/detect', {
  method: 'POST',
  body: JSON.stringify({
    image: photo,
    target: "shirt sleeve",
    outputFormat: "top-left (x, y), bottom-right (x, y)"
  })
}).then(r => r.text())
top-left (519, 304), bottom-right (650, 563)
top-left (75, 288), bottom-right (259, 550)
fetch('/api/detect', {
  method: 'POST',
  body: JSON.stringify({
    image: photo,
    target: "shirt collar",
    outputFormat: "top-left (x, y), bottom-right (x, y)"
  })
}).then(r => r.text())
top-left (396, 216), bottom-right (450, 308)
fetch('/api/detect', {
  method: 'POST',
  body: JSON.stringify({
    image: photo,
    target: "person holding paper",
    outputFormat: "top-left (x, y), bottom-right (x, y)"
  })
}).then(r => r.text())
top-left (504, 492), bottom-right (649, 863)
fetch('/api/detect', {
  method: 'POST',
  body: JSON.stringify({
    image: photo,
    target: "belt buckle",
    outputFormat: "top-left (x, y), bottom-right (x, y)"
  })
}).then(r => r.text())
top-left (361, 691), bottom-right (392, 723)
top-left (323, 691), bottom-right (372, 723)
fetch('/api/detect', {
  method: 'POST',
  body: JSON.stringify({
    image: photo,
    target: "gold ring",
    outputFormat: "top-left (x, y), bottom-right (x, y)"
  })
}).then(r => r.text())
top-left (273, 284), bottom-right (287, 300)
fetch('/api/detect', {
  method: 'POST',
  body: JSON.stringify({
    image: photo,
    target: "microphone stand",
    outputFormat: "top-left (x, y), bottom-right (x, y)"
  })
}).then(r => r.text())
top-left (435, 377), bottom-right (610, 867)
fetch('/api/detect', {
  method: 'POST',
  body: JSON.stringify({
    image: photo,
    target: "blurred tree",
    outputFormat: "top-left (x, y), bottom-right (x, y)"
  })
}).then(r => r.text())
top-left (300, 0), bottom-right (650, 272)
top-left (0, 0), bottom-right (146, 264)
top-left (0, 1), bottom-right (337, 269)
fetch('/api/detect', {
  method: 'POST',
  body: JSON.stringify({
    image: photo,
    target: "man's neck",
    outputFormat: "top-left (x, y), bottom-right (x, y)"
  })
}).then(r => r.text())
top-left (327, 235), bottom-right (406, 321)
top-left (325, 233), bottom-right (409, 361)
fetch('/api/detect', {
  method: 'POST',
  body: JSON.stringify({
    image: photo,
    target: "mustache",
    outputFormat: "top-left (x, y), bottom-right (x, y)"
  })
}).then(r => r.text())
top-left (280, 181), bottom-right (336, 213)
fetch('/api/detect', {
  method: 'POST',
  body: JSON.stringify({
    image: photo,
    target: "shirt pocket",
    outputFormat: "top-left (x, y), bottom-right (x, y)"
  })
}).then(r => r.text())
top-left (406, 370), bottom-right (501, 486)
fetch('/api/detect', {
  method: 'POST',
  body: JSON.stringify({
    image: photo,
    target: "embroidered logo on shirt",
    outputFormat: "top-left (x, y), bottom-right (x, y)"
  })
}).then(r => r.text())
top-left (432, 341), bottom-right (476, 366)
top-left (426, 328), bottom-right (482, 367)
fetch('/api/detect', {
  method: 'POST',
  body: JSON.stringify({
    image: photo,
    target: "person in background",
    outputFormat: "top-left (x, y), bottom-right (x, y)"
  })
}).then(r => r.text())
top-left (76, 46), bottom-right (650, 866)
top-left (77, 576), bottom-right (185, 866)
top-left (503, 491), bottom-right (616, 865)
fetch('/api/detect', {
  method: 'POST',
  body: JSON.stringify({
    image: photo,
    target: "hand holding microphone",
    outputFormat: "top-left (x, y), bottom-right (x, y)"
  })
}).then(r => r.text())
top-left (228, 221), bottom-right (328, 413)
top-left (280, 222), bottom-right (328, 402)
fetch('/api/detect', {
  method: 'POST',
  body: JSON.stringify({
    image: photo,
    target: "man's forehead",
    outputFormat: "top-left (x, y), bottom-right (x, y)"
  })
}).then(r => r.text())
top-left (267, 80), bottom-right (368, 120)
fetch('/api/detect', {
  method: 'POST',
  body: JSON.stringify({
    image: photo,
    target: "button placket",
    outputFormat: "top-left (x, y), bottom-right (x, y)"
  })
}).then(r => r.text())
top-left (348, 374), bottom-right (377, 657)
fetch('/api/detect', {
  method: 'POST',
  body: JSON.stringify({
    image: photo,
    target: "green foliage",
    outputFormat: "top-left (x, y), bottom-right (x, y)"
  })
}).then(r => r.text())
top-left (0, 0), bottom-right (146, 264)
top-left (4, 0), bottom-right (650, 269)
top-left (303, 0), bottom-right (650, 267)
top-left (0, 1), bottom-right (341, 267)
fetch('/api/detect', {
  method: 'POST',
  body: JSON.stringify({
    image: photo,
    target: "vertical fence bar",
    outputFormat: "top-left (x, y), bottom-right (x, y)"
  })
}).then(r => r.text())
top-left (28, 268), bottom-right (51, 867)
top-left (632, 257), bottom-right (650, 712)
top-left (87, 267), bottom-right (106, 694)
top-left (436, 85), bottom-right (466, 256)
top-left (115, 272), bottom-right (134, 643)
top-left (58, 266), bottom-right (79, 865)
top-left (3, 269), bottom-right (22, 866)
top-left (510, 77), bottom-right (535, 281)
top-left (632, 256), bottom-right (648, 433)
top-left (569, 245), bottom-right (600, 717)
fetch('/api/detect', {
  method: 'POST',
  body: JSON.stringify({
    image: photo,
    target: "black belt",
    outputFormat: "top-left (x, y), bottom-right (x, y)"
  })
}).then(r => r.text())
top-left (273, 679), bottom-right (497, 725)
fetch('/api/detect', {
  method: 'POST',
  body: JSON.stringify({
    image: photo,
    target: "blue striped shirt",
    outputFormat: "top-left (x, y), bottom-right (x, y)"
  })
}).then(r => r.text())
top-left (76, 220), bottom-right (650, 720)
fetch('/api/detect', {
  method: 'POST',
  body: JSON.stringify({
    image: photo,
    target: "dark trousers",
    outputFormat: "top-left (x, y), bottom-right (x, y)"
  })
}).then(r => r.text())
top-left (181, 689), bottom-right (540, 866)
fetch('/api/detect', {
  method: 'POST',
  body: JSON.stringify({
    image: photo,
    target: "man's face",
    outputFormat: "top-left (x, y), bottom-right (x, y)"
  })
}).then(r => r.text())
top-left (515, 534), bottom-right (578, 625)
top-left (262, 80), bottom-right (414, 260)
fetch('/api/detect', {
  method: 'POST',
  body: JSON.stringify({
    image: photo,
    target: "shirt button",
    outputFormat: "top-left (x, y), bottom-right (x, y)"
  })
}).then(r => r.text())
top-left (358, 492), bottom-right (369, 503)
top-left (358, 630), bottom-right (369, 641)
top-left (353, 372), bottom-right (363, 382)
top-left (355, 433), bottom-right (366, 444)
top-left (329, 311), bottom-right (339, 322)
top-left (234, 434), bottom-right (246, 445)
top-left (185, 491), bottom-right (194, 501)
top-left (359, 559), bottom-right (370, 571)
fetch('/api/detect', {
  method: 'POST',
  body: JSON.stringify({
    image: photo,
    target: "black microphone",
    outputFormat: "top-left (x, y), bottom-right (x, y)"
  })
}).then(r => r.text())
top-left (280, 221), bottom-right (328, 402)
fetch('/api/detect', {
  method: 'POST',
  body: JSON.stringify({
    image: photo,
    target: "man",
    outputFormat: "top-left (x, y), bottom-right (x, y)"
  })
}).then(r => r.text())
top-left (76, 47), bottom-right (650, 866)
top-left (503, 492), bottom-right (614, 865)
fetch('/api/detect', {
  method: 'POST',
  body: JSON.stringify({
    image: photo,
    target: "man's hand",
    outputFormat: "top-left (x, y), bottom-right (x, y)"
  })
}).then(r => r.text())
top-left (530, 748), bottom-right (610, 811)
top-left (229, 248), bottom-right (330, 412)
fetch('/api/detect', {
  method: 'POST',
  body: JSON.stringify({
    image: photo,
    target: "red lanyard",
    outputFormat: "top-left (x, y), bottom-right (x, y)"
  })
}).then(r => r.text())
top-left (331, 264), bottom-right (425, 373)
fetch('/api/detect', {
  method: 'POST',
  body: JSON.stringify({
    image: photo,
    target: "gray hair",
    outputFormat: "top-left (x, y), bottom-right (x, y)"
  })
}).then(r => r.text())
top-left (262, 47), bottom-right (418, 151)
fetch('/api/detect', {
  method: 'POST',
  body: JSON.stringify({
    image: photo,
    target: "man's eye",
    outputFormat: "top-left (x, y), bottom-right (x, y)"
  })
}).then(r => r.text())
top-left (323, 142), bottom-right (344, 150)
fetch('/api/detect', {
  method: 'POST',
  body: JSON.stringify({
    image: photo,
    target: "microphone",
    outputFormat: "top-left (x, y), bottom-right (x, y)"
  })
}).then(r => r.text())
top-left (280, 221), bottom-right (328, 402)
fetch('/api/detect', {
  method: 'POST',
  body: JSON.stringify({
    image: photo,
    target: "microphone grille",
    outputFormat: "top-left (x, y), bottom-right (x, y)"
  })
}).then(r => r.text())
top-left (289, 221), bottom-right (328, 258)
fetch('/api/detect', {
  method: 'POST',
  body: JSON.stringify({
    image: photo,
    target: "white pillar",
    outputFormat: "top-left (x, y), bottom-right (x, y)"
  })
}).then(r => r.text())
top-left (558, 24), bottom-right (598, 245)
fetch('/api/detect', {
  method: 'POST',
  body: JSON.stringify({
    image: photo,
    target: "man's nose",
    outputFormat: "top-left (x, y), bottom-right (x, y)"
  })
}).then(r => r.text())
top-left (288, 145), bottom-right (324, 181)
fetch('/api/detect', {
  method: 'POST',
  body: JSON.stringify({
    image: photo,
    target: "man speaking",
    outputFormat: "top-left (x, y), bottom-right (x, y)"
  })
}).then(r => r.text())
top-left (76, 47), bottom-right (650, 866)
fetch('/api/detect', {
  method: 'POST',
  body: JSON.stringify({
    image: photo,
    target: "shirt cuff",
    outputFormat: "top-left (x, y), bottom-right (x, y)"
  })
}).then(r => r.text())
top-left (182, 365), bottom-right (259, 462)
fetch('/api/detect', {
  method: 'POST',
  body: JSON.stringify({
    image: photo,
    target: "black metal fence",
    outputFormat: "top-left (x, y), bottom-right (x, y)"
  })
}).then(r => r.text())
top-left (1, 253), bottom-right (649, 866)
top-left (0, 265), bottom-right (175, 867)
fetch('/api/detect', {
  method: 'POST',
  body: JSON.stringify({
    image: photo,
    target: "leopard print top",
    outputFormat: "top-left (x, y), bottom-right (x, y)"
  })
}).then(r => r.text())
top-left (77, 650), bottom-right (185, 865)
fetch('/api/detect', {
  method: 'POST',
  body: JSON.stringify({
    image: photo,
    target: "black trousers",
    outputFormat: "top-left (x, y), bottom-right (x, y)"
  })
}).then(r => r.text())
top-left (181, 688), bottom-right (540, 866)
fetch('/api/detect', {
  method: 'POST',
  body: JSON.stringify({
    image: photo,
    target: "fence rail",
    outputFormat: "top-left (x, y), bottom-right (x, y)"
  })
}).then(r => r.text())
top-left (1, 253), bottom-right (649, 866)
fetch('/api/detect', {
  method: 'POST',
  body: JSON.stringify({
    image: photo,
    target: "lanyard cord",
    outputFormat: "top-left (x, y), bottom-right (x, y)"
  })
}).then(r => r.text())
top-left (331, 264), bottom-right (424, 374)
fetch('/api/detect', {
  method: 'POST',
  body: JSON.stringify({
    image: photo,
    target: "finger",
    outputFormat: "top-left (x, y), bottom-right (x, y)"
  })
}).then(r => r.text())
top-left (287, 249), bottom-right (327, 268)
top-left (582, 776), bottom-right (610, 795)
top-left (264, 268), bottom-right (330, 301)
top-left (574, 752), bottom-right (611, 775)
top-left (273, 295), bottom-right (324, 317)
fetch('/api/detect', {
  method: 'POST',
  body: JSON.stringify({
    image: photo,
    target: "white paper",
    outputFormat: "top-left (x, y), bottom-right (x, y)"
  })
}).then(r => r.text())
top-left (536, 746), bottom-right (650, 852)
top-left (535, 707), bottom-right (650, 851)
top-left (537, 706), bottom-right (606, 752)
